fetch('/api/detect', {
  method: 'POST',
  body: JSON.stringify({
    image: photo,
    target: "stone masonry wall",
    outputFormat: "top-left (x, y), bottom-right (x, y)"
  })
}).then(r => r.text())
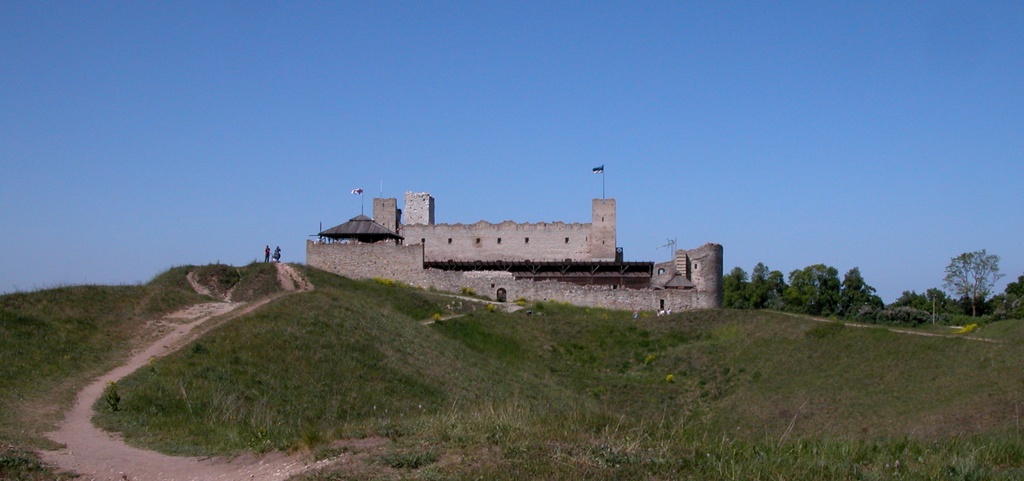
top-left (306, 240), bottom-right (720, 311)
top-left (590, 198), bottom-right (617, 261)
top-left (402, 221), bottom-right (594, 262)
top-left (404, 192), bottom-right (434, 225)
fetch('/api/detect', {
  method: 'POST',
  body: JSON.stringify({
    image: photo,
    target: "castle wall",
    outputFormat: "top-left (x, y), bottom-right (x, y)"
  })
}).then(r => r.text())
top-left (389, 195), bottom-right (614, 263)
top-left (402, 221), bottom-right (594, 262)
top-left (306, 240), bottom-right (721, 311)
top-left (307, 241), bottom-right (425, 282)
top-left (309, 192), bottom-right (722, 311)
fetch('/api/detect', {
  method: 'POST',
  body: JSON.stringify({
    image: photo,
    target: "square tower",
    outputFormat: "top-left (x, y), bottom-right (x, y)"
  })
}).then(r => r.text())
top-left (404, 192), bottom-right (435, 225)
top-left (590, 198), bottom-right (616, 261)
top-left (372, 197), bottom-right (401, 233)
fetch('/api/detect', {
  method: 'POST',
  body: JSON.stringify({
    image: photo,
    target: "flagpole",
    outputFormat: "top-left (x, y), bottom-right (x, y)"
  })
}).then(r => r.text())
top-left (352, 188), bottom-right (365, 215)
top-left (592, 165), bottom-right (606, 199)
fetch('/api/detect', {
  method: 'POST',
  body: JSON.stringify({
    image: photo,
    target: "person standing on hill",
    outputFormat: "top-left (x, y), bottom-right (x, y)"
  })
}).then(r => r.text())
top-left (273, 246), bottom-right (281, 262)
top-left (264, 245), bottom-right (271, 263)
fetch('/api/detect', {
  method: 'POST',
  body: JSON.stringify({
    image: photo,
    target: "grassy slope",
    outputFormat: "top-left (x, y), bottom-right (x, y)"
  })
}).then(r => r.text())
top-left (0, 263), bottom-right (275, 479)
top-left (95, 271), bottom-right (1024, 479)
top-left (0, 267), bottom-right (206, 443)
top-left (6, 265), bottom-right (1024, 479)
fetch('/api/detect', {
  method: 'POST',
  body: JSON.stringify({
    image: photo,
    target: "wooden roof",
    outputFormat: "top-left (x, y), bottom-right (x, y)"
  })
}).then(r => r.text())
top-left (318, 215), bottom-right (403, 241)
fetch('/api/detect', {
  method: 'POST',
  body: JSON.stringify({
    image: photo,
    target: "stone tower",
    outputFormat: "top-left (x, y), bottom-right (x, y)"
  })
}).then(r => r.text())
top-left (372, 197), bottom-right (401, 233)
top-left (404, 192), bottom-right (435, 225)
top-left (590, 198), bottom-right (616, 261)
top-left (682, 243), bottom-right (724, 307)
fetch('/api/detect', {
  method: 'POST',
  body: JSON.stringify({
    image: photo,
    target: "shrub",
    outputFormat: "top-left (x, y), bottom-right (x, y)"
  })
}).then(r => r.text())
top-left (102, 381), bottom-right (121, 412)
top-left (377, 448), bottom-right (438, 469)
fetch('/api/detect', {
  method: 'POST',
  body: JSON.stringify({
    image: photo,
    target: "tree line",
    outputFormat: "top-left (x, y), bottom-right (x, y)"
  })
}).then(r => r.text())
top-left (722, 249), bottom-right (1023, 326)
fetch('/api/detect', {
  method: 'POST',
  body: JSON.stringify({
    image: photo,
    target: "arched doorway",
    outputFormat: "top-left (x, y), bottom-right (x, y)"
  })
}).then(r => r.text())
top-left (496, 288), bottom-right (507, 302)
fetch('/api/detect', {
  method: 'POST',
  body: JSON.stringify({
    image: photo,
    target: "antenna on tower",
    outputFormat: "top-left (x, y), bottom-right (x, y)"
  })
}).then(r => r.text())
top-left (658, 238), bottom-right (677, 263)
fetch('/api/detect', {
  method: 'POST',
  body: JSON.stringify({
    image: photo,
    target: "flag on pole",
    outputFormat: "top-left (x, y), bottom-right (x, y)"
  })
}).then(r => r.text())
top-left (351, 188), bottom-right (364, 195)
top-left (592, 165), bottom-right (604, 174)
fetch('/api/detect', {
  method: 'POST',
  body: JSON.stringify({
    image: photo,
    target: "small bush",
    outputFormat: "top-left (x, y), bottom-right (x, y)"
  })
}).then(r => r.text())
top-left (377, 448), bottom-right (438, 469)
top-left (102, 381), bottom-right (121, 412)
top-left (460, 287), bottom-right (477, 296)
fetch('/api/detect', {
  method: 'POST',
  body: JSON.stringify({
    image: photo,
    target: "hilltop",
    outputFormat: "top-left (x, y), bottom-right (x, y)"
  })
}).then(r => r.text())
top-left (2, 263), bottom-right (1024, 480)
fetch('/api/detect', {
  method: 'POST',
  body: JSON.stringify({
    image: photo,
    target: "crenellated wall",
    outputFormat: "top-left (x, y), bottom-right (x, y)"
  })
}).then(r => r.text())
top-left (403, 221), bottom-right (594, 262)
top-left (396, 193), bottom-right (613, 263)
top-left (307, 192), bottom-right (723, 311)
top-left (307, 240), bottom-right (722, 311)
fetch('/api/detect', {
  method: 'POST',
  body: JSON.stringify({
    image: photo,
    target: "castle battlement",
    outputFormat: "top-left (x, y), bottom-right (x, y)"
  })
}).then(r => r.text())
top-left (308, 192), bottom-right (722, 311)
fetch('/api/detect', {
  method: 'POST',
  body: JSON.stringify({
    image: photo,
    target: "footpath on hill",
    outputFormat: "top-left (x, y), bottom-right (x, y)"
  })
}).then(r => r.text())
top-left (40, 263), bottom-right (331, 481)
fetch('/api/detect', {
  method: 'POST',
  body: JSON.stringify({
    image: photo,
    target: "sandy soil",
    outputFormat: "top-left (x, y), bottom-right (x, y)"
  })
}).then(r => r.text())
top-left (40, 264), bottom-right (330, 481)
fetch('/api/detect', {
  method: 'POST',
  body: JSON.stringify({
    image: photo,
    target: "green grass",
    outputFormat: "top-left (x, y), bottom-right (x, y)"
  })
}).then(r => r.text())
top-left (0, 263), bottom-right (283, 478)
top-left (0, 280), bottom-right (206, 443)
top-left (6, 266), bottom-right (1024, 479)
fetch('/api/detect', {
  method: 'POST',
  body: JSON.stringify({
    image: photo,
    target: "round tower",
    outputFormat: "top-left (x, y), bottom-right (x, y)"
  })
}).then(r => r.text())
top-left (686, 243), bottom-right (724, 308)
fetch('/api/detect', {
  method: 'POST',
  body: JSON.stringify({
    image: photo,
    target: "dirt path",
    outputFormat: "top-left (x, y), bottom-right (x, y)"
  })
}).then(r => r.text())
top-left (778, 311), bottom-right (1000, 342)
top-left (41, 264), bottom-right (325, 481)
top-left (275, 262), bottom-right (313, 292)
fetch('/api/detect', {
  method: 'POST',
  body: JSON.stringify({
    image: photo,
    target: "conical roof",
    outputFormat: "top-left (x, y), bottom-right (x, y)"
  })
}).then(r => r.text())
top-left (318, 215), bottom-right (403, 242)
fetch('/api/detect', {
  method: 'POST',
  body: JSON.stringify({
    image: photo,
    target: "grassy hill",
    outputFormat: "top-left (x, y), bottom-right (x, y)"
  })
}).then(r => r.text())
top-left (4, 264), bottom-right (1024, 480)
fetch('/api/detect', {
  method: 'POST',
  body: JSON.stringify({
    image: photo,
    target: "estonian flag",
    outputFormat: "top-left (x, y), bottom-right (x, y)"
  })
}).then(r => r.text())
top-left (351, 188), bottom-right (364, 195)
top-left (592, 165), bottom-right (604, 174)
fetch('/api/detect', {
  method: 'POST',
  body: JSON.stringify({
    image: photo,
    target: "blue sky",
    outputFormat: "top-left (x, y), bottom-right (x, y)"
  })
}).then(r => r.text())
top-left (2, 1), bottom-right (1021, 303)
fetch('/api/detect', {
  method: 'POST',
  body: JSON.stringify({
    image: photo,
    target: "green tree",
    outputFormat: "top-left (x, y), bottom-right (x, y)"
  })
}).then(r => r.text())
top-left (784, 264), bottom-right (841, 316)
top-left (745, 263), bottom-right (788, 310)
top-left (1006, 273), bottom-right (1024, 298)
top-left (892, 290), bottom-right (929, 311)
top-left (838, 267), bottom-right (883, 317)
top-left (943, 250), bottom-right (1004, 317)
top-left (763, 268), bottom-right (787, 310)
top-left (993, 273), bottom-right (1024, 319)
top-left (723, 267), bottom-right (750, 309)
top-left (749, 263), bottom-right (771, 309)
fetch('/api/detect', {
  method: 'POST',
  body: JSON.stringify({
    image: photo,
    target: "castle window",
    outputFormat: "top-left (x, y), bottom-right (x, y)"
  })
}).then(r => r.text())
top-left (525, 237), bottom-right (529, 244)
top-left (421, 238), bottom-right (425, 244)
top-left (475, 238), bottom-right (481, 244)
top-left (448, 238), bottom-right (452, 244)
top-left (497, 238), bottom-right (502, 244)
top-left (564, 237), bottom-right (569, 243)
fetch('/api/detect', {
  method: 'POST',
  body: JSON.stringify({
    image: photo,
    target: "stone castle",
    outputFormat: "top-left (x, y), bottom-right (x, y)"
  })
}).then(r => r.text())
top-left (306, 192), bottom-right (723, 311)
